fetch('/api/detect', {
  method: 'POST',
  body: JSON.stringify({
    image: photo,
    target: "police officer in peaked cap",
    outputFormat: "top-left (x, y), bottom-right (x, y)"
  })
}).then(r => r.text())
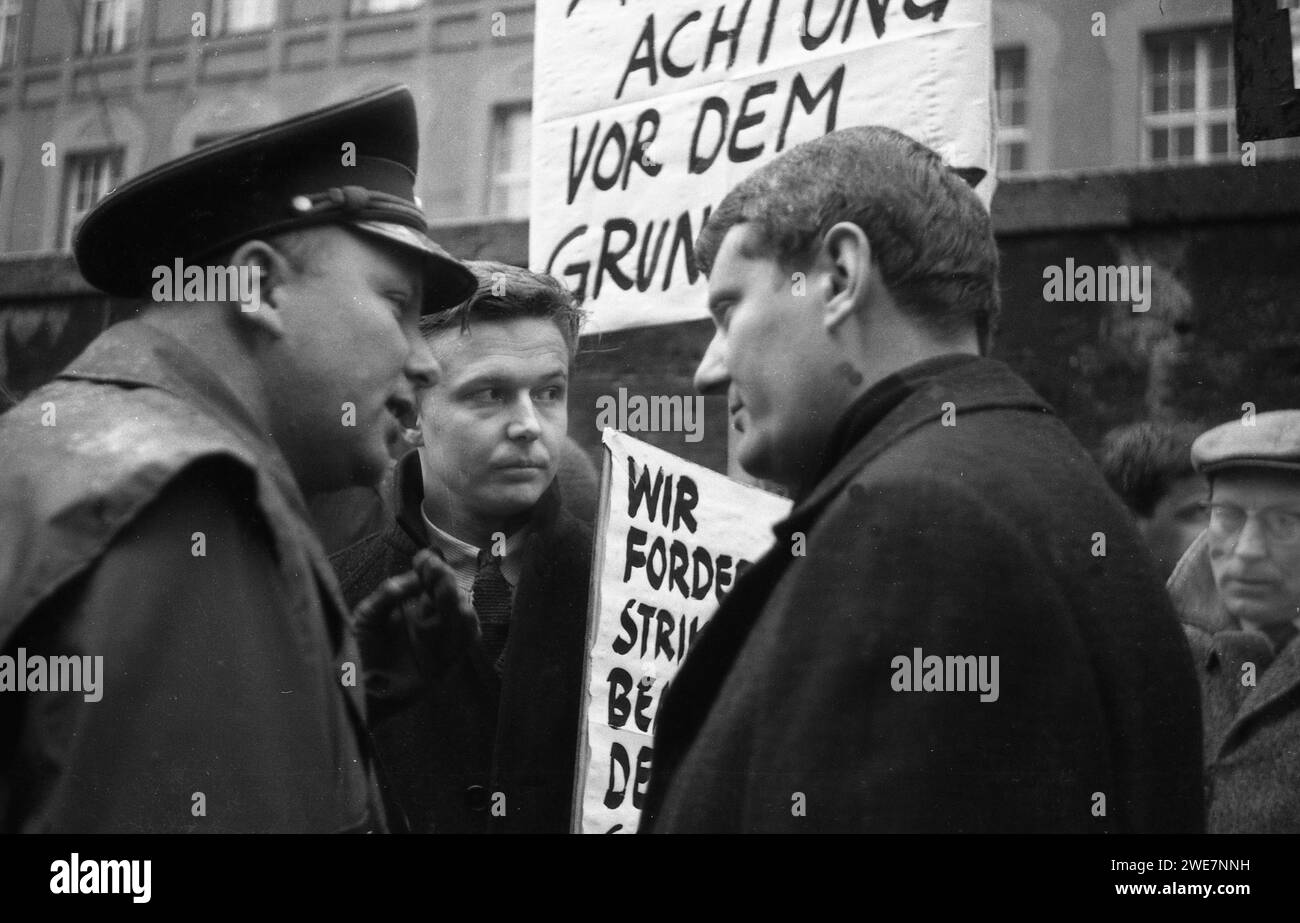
top-left (0, 85), bottom-right (477, 833)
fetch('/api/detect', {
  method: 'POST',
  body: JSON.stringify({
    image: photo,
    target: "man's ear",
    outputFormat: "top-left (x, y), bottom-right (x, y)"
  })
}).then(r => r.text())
top-left (818, 221), bottom-right (872, 333)
top-left (227, 239), bottom-right (294, 338)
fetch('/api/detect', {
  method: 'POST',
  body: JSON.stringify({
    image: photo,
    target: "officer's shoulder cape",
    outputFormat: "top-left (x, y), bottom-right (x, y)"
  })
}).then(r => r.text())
top-left (0, 374), bottom-right (263, 648)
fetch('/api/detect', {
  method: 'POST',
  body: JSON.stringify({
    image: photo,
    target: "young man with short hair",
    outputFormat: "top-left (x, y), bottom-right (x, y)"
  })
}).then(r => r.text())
top-left (333, 261), bottom-right (593, 834)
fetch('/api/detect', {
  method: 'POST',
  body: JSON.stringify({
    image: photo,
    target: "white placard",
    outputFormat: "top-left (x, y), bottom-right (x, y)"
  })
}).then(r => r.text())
top-left (531, 0), bottom-right (996, 333)
top-left (573, 429), bottom-right (792, 833)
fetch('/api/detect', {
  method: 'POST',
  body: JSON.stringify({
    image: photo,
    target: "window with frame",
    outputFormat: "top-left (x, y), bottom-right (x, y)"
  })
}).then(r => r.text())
top-left (486, 104), bottom-right (531, 219)
top-left (0, 0), bottom-right (20, 69)
top-left (80, 0), bottom-right (141, 55)
top-left (349, 0), bottom-right (421, 16)
top-left (212, 0), bottom-right (276, 36)
top-left (60, 150), bottom-right (121, 250)
top-left (1143, 28), bottom-right (1235, 165)
top-left (994, 45), bottom-right (1029, 175)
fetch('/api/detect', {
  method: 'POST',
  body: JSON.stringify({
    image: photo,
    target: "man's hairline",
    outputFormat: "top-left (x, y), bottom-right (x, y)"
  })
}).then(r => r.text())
top-left (419, 312), bottom-right (580, 359)
top-left (707, 220), bottom-right (817, 277)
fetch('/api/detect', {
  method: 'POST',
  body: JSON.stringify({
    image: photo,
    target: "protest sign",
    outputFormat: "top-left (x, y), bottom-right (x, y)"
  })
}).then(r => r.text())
top-left (572, 429), bottom-right (793, 833)
top-left (531, 0), bottom-right (996, 333)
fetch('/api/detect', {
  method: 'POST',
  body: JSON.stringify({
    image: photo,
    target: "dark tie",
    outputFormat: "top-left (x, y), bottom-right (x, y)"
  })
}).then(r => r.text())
top-left (1262, 621), bottom-right (1299, 655)
top-left (472, 550), bottom-right (513, 674)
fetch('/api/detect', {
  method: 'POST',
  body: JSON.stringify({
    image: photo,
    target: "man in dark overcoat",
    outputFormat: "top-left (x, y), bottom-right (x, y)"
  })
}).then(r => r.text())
top-left (333, 261), bottom-right (592, 833)
top-left (640, 126), bottom-right (1204, 833)
top-left (0, 87), bottom-right (475, 832)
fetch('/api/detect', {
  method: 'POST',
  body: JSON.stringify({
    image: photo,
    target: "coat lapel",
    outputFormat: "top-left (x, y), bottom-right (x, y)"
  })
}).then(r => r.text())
top-left (1223, 637), bottom-right (1300, 751)
top-left (1168, 531), bottom-right (1234, 634)
top-left (644, 357), bottom-right (1055, 826)
top-left (1171, 533), bottom-right (1300, 755)
top-left (645, 536), bottom-right (792, 809)
top-left (795, 358), bottom-right (1053, 531)
top-left (307, 531), bottom-right (372, 723)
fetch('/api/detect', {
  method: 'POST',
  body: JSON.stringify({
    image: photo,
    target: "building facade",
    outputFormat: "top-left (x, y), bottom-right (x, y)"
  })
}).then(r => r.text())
top-left (993, 0), bottom-right (1300, 177)
top-left (0, 0), bottom-right (535, 255)
top-left (1, 0), bottom-right (1298, 256)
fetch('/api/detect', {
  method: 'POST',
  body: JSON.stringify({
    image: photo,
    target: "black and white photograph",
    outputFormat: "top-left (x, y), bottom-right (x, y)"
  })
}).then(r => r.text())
top-left (0, 0), bottom-right (1297, 901)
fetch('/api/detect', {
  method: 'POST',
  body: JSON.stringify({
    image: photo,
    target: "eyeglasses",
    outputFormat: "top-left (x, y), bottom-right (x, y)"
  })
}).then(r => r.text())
top-left (1205, 502), bottom-right (1300, 545)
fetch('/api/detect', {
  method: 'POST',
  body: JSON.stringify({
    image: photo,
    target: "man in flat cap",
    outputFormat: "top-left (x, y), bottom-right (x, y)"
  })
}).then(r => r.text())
top-left (1170, 410), bottom-right (1300, 832)
top-left (0, 86), bottom-right (477, 832)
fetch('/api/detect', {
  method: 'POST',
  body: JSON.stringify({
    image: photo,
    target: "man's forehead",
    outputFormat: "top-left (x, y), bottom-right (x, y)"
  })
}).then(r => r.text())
top-left (286, 224), bottom-right (414, 281)
top-left (1212, 468), bottom-right (1300, 502)
top-left (336, 225), bottom-right (425, 281)
top-left (713, 224), bottom-right (770, 271)
top-left (707, 226), bottom-right (781, 303)
top-left (426, 318), bottom-right (571, 374)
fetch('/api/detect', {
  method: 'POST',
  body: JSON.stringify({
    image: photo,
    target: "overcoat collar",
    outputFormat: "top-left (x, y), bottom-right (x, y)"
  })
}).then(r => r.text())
top-left (644, 355), bottom-right (1056, 828)
top-left (778, 355), bottom-right (1054, 544)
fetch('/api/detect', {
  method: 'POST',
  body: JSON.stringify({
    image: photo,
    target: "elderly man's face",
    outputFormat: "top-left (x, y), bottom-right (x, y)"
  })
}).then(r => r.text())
top-left (694, 225), bottom-right (843, 492)
top-left (1207, 469), bottom-right (1300, 628)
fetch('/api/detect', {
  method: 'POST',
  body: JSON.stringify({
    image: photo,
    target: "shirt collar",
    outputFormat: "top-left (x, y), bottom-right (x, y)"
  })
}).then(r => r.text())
top-left (420, 506), bottom-right (528, 586)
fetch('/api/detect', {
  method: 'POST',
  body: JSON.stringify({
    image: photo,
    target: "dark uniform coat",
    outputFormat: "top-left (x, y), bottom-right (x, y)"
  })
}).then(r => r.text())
top-left (641, 355), bottom-right (1204, 833)
top-left (0, 321), bottom-right (386, 833)
top-left (331, 450), bottom-right (592, 833)
top-left (1172, 530), bottom-right (1300, 833)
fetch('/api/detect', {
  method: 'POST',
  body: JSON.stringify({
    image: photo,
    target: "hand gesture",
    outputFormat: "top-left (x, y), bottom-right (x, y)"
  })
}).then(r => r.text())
top-left (352, 549), bottom-right (480, 721)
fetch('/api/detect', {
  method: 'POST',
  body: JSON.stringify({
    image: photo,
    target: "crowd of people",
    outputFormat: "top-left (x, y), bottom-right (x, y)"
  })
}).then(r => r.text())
top-left (1, 84), bottom-right (1297, 834)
